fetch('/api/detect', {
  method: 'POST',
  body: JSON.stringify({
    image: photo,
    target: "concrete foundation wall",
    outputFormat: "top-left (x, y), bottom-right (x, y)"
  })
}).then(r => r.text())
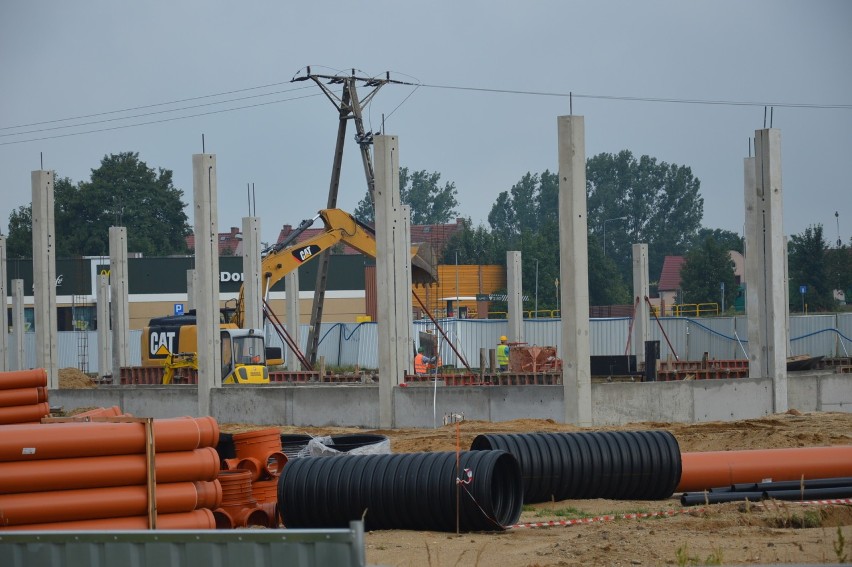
top-left (49, 373), bottom-right (848, 428)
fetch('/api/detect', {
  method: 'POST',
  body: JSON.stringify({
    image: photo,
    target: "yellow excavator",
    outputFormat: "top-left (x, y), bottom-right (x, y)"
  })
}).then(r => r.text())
top-left (229, 208), bottom-right (437, 328)
top-left (141, 208), bottom-right (437, 381)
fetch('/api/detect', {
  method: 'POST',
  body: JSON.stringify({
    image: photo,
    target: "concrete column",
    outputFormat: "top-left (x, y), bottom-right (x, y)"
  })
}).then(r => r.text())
top-left (0, 236), bottom-right (8, 372)
top-left (400, 204), bottom-right (414, 374)
top-left (753, 128), bottom-right (788, 411)
top-left (506, 251), bottom-right (523, 343)
top-left (285, 270), bottom-right (300, 371)
top-left (109, 227), bottom-right (130, 373)
top-left (631, 243), bottom-right (649, 366)
top-left (97, 274), bottom-right (111, 380)
top-left (743, 156), bottom-right (764, 377)
top-left (241, 216), bottom-right (262, 330)
top-left (557, 115), bottom-right (592, 426)
top-left (32, 170), bottom-right (58, 388)
top-left (193, 153), bottom-right (222, 417)
top-left (11, 280), bottom-right (24, 370)
top-left (186, 270), bottom-right (196, 312)
top-left (374, 134), bottom-right (411, 428)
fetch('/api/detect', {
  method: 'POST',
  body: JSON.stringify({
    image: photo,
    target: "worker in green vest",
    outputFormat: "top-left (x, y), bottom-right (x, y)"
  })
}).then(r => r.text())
top-left (497, 335), bottom-right (510, 372)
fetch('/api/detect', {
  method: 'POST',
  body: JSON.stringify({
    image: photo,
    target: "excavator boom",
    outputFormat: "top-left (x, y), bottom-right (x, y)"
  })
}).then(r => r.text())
top-left (234, 209), bottom-right (437, 327)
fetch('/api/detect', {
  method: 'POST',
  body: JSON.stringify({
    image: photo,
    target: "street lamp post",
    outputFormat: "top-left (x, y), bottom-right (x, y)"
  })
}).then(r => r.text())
top-left (603, 216), bottom-right (628, 257)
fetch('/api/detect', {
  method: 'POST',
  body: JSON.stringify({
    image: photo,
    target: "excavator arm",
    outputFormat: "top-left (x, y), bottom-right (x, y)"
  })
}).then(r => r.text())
top-left (234, 209), bottom-right (437, 327)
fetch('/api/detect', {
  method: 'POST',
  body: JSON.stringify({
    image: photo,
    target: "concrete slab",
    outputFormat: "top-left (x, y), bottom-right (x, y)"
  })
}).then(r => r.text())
top-left (592, 382), bottom-right (693, 425)
top-left (692, 378), bottom-right (772, 422)
top-left (488, 386), bottom-right (563, 423)
top-left (787, 374), bottom-right (820, 412)
top-left (818, 375), bottom-right (852, 412)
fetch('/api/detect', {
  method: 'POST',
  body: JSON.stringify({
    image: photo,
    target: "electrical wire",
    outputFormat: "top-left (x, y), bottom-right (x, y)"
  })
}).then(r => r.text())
top-left (3, 75), bottom-right (849, 147)
top-left (0, 92), bottom-right (322, 146)
top-left (0, 86), bottom-right (315, 138)
top-left (0, 80), bottom-right (298, 131)
top-left (417, 83), bottom-right (852, 110)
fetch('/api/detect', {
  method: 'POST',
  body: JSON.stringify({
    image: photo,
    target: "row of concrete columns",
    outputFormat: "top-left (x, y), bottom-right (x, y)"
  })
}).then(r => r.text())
top-left (1, 125), bottom-right (790, 423)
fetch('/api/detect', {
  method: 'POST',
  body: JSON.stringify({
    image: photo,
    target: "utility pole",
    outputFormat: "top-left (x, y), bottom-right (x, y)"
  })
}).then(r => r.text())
top-left (293, 67), bottom-right (411, 365)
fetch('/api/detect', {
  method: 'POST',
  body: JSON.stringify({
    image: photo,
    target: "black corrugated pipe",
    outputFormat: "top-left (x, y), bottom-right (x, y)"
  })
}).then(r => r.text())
top-left (470, 430), bottom-right (681, 503)
top-left (277, 450), bottom-right (523, 532)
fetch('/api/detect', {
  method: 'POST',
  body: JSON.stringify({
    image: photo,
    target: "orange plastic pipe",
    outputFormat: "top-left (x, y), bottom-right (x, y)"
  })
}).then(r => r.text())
top-left (0, 416), bottom-right (219, 461)
top-left (0, 480), bottom-right (220, 526)
top-left (236, 457), bottom-right (263, 482)
top-left (0, 447), bottom-right (220, 493)
top-left (0, 509), bottom-right (216, 531)
top-left (0, 402), bottom-right (50, 425)
top-left (74, 406), bottom-right (124, 418)
top-left (678, 445), bottom-right (852, 492)
top-left (0, 387), bottom-right (46, 408)
top-left (0, 369), bottom-right (47, 389)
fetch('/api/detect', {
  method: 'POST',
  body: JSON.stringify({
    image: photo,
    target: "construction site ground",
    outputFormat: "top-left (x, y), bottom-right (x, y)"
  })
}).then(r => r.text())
top-left (59, 369), bottom-right (852, 565)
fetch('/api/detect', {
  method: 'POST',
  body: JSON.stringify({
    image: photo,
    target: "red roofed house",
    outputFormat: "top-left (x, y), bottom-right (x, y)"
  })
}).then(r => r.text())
top-left (657, 255), bottom-right (686, 315)
top-left (185, 227), bottom-right (242, 256)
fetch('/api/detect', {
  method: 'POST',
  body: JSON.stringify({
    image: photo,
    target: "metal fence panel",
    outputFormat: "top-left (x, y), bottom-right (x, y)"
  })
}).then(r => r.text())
top-left (0, 523), bottom-right (365, 567)
top-left (684, 317), bottom-right (740, 361)
top-left (13, 313), bottom-right (852, 374)
top-left (838, 313), bottom-right (852, 357)
top-left (590, 318), bottom-right (629, 356)
top-left (650, 318), bottom-right (688, 361)
top-left (790, 314), bottom-right (838, 357)
top-left (356, 322), bottom-right (379, 369)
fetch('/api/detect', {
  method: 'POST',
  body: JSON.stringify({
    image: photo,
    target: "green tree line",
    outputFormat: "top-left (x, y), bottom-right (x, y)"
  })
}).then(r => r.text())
top-left (6, 150), bottom-right (850, 313)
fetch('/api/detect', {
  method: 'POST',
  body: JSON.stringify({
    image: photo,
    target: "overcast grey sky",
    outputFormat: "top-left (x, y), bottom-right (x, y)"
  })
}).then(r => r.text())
top-left (2, 1), bottom-right (850, 250)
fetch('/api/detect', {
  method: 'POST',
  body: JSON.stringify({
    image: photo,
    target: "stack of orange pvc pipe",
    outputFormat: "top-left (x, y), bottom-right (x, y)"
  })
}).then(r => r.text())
top-left (0, 416), bottom-right (222, 530)
top-left (0, 369), bottom-right (51, 425)
top-left (214, 428), bottom-right (287, 528)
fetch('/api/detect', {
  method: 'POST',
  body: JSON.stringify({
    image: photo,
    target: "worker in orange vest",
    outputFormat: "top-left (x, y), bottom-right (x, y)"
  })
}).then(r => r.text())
top-left (414, 348), bottom-right (429, 375)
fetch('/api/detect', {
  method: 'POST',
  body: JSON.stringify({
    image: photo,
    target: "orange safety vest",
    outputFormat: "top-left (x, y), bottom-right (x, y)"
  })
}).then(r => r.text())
top-left (414, 353), bottom-right (428, 374)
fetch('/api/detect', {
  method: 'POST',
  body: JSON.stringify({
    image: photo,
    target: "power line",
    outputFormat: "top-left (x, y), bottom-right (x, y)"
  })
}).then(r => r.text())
top-left (0, 93), bottom-right (322, 146)
top-left (0, 80), bottom-right (297, 131)
top-left (0, 85), bottom-right (315, 138)
top-left (3, 78), bottom-right (849, 147)
top-left (417, 83), bottom-right (852, 110)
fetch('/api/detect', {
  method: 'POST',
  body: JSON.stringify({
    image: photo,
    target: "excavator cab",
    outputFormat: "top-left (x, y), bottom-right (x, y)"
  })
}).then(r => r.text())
top-left (222, 328), bottom-right (269, 384)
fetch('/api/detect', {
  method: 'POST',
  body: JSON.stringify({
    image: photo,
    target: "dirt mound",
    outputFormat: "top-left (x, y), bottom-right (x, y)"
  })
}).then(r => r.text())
top-left (58, 367), bottom-right (96, 389)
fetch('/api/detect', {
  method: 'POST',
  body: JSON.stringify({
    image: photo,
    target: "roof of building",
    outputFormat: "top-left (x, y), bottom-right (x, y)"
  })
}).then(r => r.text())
top-left (658, 255), bottom-right (686, 291)
top-left (185, 227), bottom-right (241, 256)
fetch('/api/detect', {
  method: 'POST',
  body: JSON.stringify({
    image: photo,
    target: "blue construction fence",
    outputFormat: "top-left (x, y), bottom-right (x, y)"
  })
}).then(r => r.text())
top-left (19, 312), bottom-right (850, 373)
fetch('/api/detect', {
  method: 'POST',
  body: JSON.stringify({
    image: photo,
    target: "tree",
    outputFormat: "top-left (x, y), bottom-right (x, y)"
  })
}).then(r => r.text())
top-left (484, 171), bottom-right (627, 309)
top-left (679, 235), bottom-right (738, 309)
top-left (788, 225), bottom-right (835, 311)
top-left (688, 228), bottom-right (743, 254)
top-left (354, 167), bottom-right (459, 225)
top-left (586, 150), bottom-right (704, 285)
top-left (441, 221), bottom-right (502, 266)
top-left (5, 153), bottom-right (191, 257)
top-left (487, 171), bottom-right (559, 250)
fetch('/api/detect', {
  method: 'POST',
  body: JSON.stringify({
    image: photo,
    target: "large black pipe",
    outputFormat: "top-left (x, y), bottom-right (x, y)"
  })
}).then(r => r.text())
top-left (470, 430), bottom-right (681, 503)
top-left (278, 450), bottom-right (523, 532)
